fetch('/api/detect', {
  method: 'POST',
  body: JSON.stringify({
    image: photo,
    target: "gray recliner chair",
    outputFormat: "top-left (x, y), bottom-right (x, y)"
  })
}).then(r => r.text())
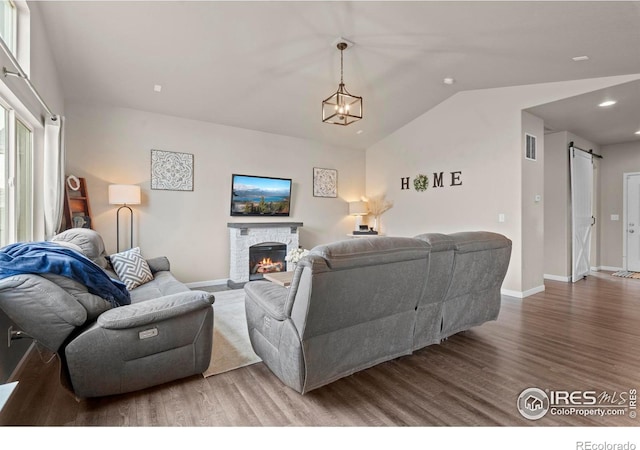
top-left (0, 229), bottom-right (214, 398)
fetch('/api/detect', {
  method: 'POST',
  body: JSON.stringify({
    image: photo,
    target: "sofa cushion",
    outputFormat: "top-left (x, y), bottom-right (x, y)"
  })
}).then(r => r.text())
top-left (0, 274), bottom-right (87, 352)
top-left (110, 247), bottom-right (154, 290)
top-left (51, 228), bottom-right (109, 269)
top-left (41, 273), bottom-right (112, 320)
top-left (129, 271), bottom-right (190, 303)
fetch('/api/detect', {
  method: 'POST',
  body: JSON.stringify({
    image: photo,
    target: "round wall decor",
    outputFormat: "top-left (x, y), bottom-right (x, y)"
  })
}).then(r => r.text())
top-left (66, 175), bottom-right (80, 191)
top-left (413, 174), bottom-right (429, 192)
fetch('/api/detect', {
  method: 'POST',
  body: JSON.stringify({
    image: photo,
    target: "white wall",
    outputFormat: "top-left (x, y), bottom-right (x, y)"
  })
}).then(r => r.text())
top-left (521, 111), bottom-right (545, 294)
top-left (599, 141), bottom-right (640, 270)
top-left (543, 132), bottom-right (570, 278)
top-left (64, 103), bottom-right (366, 283)
top-left (366, 74), bottom-right (640, 296)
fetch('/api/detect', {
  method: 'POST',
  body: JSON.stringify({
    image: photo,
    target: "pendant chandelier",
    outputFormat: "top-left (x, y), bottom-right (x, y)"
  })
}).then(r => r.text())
top-left (322, 41), bottom-right (363, 126)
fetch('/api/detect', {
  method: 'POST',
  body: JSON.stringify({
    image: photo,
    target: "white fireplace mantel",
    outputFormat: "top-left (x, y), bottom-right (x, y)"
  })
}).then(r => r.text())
top-left (227, 222), bottom-right (302, 287)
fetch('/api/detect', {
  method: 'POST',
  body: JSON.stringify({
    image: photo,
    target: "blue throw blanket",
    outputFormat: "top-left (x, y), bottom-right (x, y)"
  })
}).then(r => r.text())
top-left (0, 241), bottom-right (130, 307)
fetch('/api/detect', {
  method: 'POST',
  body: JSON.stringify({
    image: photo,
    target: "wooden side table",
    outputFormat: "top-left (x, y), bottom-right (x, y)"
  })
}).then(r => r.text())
top-left (263, 271), bottom-right (294, 287)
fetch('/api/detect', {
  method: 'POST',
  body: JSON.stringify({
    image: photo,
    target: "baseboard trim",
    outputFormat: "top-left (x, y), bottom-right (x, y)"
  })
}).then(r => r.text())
top-left (597, 266), bottom-right (624, 272)
top-left (501, 285), bottom-right (545, 299)
top-left (544, 274), bottom-right (571, 282)
top-left (185, 278), bottom-right (228, 288)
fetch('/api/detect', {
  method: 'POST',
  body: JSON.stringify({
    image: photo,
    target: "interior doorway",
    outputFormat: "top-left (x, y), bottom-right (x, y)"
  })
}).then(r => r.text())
top-left (623, 172), bottom-right (640, 271)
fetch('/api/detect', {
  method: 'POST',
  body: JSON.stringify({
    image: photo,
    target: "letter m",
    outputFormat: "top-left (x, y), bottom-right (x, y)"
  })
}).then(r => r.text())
top-left (432, 172), bottom-right (444, 188)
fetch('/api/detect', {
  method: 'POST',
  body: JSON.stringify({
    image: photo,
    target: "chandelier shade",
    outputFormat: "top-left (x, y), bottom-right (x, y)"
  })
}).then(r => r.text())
top-left (322, 42), bottom-right (363, 126)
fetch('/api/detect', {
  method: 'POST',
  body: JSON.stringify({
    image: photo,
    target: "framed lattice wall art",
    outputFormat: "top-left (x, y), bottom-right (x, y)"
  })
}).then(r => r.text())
top-left (151, 149), bottom-right (194, 191)
top-left (313, 167), bottom-right (337, 198)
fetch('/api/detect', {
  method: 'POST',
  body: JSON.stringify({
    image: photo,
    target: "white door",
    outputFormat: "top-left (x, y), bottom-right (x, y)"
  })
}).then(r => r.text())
top-left (570, 149), bottom-right (593, 282)
top-left (624, 173), bottom-right (640, 271)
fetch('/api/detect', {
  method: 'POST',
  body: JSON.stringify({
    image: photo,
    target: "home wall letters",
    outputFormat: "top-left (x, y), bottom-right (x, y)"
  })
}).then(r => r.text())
top-left (401, 171), bottom-right (463, 192)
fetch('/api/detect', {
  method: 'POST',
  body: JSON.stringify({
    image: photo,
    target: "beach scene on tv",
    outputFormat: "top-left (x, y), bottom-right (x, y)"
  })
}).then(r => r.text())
top-left (231, 175), bottom-right (291, 215)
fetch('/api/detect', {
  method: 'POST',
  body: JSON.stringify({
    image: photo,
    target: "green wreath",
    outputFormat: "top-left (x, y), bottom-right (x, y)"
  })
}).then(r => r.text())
top-left (414, 174), bottom-right (429, 192)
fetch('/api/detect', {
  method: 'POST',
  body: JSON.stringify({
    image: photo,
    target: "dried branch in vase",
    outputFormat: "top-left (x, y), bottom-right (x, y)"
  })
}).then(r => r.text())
top-left (367, 194), bottom-right (393, 218)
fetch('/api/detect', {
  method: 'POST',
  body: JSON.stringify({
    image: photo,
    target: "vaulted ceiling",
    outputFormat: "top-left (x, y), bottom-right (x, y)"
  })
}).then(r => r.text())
top-left (37, 1), bottom-right (640, 150)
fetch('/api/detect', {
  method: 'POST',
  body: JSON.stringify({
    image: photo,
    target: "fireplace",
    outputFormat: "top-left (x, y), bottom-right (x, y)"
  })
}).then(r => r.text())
top-left (227, 222), bottom-right (302, 288)
top-left (249, 242), bottom-right (287, 280)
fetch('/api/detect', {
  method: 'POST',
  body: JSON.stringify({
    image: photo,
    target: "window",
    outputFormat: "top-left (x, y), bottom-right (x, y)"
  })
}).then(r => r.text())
top-left (0, 99), bottom-right (33, 247)
top-left (0, 1), bottom-right (16, 55)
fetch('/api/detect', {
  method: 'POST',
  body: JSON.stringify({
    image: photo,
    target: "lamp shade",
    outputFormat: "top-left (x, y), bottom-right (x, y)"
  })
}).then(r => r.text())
top-left (108, 185), bottom-right (141, 205)
top-left (349, 201), bottom-right (368, 216)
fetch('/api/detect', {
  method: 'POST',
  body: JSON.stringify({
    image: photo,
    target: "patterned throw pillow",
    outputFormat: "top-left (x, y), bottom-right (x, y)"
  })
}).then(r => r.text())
top-left (110, 247), bottom-right (154, 290)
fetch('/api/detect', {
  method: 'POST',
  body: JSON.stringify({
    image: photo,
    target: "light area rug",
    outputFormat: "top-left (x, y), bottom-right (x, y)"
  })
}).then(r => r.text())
top-left (202, 288), bottom-right (261, 377)
top-left (612, 270), bottom-right (640, 279)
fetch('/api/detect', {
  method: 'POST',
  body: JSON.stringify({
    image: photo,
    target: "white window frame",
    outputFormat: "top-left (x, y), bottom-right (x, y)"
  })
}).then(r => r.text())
top-left (15, 115), bottom-right (33, 241)
top-left (0, 0), bottom-right (16, 55)
top-left (0, 94), bottom-right (34, 244)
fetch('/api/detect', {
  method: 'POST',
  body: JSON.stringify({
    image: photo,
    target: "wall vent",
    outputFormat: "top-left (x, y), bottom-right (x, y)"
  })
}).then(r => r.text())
top-left (525, 133), bottom-right (537, 161)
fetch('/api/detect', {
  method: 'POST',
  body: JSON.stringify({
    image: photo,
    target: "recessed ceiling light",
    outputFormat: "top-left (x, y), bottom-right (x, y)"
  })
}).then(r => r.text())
top-left (599, 100), bottom-right (617, 107)
top-left (443, 77), bottom-right (455, 85)
top-left (635, 130), bottom-right (640, 135)
top-left (153, 84), bottom-right (162, 92)
top-left (356, 130), bottom-right (363, 135)
top-left (572, 55), bottom-right (589, 61)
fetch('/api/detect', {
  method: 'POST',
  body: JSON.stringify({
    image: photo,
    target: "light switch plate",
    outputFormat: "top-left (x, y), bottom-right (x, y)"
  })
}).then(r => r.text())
top-left (611, 214), bottom-right (620, 221)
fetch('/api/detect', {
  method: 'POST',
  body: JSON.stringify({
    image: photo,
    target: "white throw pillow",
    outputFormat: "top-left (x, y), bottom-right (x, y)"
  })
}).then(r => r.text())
top-left (110, 247), bottom-right (154, 290)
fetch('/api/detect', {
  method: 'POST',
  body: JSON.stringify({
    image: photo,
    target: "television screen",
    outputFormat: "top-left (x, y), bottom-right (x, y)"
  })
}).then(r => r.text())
top-left (230, 174), bottom-right (291, 216)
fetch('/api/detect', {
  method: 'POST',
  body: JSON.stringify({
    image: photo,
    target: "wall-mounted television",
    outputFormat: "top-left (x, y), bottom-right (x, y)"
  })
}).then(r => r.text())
top-left (230, 174), bottom-right (292, 216)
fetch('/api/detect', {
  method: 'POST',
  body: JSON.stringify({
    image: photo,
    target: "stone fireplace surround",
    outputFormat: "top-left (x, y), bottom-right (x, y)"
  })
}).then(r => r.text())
top-left (227, 222), bottom-right (302, 288)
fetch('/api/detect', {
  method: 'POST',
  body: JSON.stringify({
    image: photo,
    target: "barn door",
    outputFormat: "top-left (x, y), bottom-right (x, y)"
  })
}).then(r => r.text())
top-left (570, 149), bottom-right (594, 282)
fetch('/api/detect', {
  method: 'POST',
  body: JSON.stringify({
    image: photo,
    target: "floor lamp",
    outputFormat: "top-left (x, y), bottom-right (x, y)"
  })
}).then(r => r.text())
top-left (108, 184), bottom-right (141, 252)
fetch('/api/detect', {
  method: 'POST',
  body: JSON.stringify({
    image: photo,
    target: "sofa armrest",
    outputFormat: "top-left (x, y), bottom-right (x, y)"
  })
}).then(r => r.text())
top-left (97, 290), bottom-right (214, 329)
top-left (244, 281), bottom-right (290, 320)
top-left (146, 256), bottom-right (170, 274)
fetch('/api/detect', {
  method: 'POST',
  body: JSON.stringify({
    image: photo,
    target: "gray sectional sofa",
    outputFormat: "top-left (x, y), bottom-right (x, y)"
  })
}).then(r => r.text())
top-left (0, 229), bottom-right (214, 398)
top-left (244, 231), bottom-right (512, 394)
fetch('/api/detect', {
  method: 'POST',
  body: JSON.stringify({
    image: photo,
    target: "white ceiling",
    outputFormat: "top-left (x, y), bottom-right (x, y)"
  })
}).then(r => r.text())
top-left (37, 1), bottom-right (640, 150)
top-left (526, 79), bottom-right (640, 146)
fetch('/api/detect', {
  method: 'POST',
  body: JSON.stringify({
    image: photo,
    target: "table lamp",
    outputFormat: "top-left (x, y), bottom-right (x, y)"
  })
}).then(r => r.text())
top-left (349, 201), bottom-right (369, 232)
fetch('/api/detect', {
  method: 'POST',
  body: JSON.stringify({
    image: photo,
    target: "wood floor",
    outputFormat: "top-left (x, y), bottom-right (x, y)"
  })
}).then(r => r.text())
top-left (1, 271), bottom-right (639, 427)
